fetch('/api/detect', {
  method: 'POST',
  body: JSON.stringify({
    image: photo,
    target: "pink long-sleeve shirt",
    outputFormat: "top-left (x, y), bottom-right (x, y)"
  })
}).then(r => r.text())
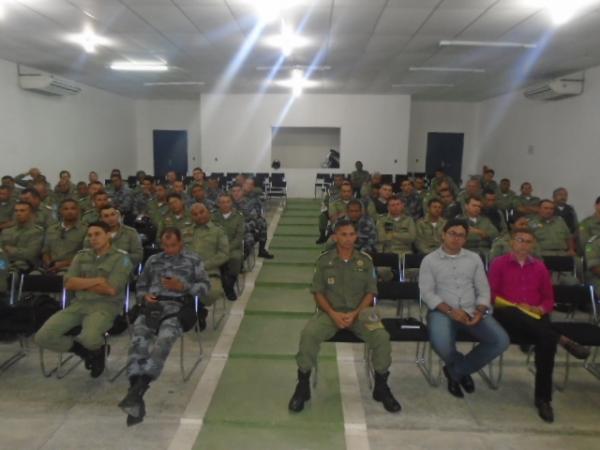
top-left (488, 253), bottom-right (555, 314)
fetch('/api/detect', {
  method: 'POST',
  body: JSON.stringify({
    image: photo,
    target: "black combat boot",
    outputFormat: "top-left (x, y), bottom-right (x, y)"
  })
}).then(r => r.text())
top-left (69, 341), bottom-right (91, 368)
top-left (87, 345), bottom-right (108, 378)
top-left (288, 369), bottom-right (311, 412)
top-left (315, 234), bottom-right (327, 244)
top-left (257, 241), bottom-right (274, 259)
top-left (373, 371), bottom-right (401, 413)
top-left (119, 375), bottom-right (152, 426)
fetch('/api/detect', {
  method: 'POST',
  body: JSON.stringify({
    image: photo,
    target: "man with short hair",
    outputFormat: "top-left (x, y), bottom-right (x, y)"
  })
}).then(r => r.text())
top-left (41, 199), bottom-right (86, 274)
top-left (79, 181), bottom-right (104, 214)
top-left (399, 178), bottom-right (423, 220)
top-left (419, 218), bottom-right (509, 398)
top-left (108, 174), bottom-right (133, 216)
top-left (118, 227), bottom-right (210, 426)
top-left (212, 193), bottom-right (244, 300)
top-left (457, 178), bottom-right (482, 207)
top-left (165, 170), bottom-right (178, 191)
top-left (0, 201), bottom-right (44, 272)
top-left (188, 203), bottom-right (229, 312)
top-left (439, 189), bottom-right (462, 220)
top-left (530, 200), bottom-right (575, 257)
top-left (133, 176), bottom-right (155, 216)
top-left (496, 178), bottom-right (516, 212)
top-left (514, 182), bottom-right (540, 217)
top-left (490, 215), bottom-right (539, 260)
top-left (481, 190), bottom-right (506, 233)
top-left (579, 196), bottom-right (600, 251)
top-left (429, 168), bottom-right (458, 196)
top-left (35, 221), bottom-right (133, 378)
top-left (377, 196), bottom-right (416, 255)
top-left (489, 227), bottom-right (589, 422)
top-left (148, 184), bottom-right (170, 228)
top-left (459, 196), bottom-right (499, 257)
top-left (325, 200), bottom-right (377, 253)
top-left (552, 187), bottom-right (578, 235)
top-left (241, 179), bottom-right (273, 258)
top-left (373, 182), bottom-right (393, 215)
top-left (0, 185), bottom-right (15, 231)
top-left (187, 167), bottom-right (205, 196)
top-left (328, 182), bottom-right (354, 224)
top-left (416, 198), bottom-right (446, 255)
top-left (97, 206), bottom-right (143, 268)
top-left (160, 193), bottom-right (194, 243)
top-left (20, 187), bottom-right (56, 230)
top-left (481, 168), bottom-right (498, 193)
top-left (350, 161), bottom-right (370, 196)
top-left (289, 219), bottom-right (401, 414)
top-left (81, 191), bottom-right (110, 226)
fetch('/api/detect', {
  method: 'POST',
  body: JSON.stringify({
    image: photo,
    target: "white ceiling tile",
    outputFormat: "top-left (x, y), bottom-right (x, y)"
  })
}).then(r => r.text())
top-left (374, 7), bottom-right (435, 35)
top-left (127, 5), bottom-right (199, 33)
top-left (331, 6), bottom-right (385, 34)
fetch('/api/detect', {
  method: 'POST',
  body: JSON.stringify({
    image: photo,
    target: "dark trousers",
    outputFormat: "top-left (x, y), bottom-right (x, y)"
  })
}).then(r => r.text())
top-left (493, 308), bottom-right (559, 402)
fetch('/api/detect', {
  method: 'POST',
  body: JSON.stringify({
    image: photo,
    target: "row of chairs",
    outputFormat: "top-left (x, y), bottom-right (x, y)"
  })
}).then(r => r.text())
top-left (321, 252), bottom-right (600, 392)
top-left (314, 172), bottom-right (428, 198)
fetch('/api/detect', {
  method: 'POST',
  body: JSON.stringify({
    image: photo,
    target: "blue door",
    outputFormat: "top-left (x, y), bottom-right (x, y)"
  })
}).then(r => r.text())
top-left (425, 132), bottom-right (464, 185)
top-left (153, 130), bottom-right (188, 179)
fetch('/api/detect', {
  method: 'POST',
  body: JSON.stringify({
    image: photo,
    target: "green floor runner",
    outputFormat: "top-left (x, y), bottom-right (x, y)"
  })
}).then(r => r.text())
top-left (270, 235), bottom-right (320, 249)
top-left (246, 285), bottom-right (315, 315)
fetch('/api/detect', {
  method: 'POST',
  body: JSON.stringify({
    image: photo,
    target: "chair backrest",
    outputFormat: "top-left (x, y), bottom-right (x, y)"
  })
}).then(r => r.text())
top-left (403, 253), bottom-right (424, 270)
top-left (17, 274), bottom-right (66, 308)
top-left (553, 284), bottom-right (596, 320)
top-left (372, 252), bottom-right (400, 277)
top-left (543, 256), bottom-right (575, 273)
top-left (377, 281), bottom-right (420, 301)
top-left (140, 246), bottom-right (162, 274)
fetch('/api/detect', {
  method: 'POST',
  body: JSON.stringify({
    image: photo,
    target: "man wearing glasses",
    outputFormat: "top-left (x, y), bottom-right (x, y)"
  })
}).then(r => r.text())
top-left (419, 218), bottom-right (509, 398)
top-left (488, 228), bottom-right (589, 423)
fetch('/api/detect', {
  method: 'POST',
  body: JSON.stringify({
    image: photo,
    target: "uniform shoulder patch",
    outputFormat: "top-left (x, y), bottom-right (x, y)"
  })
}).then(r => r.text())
top-left (116, 249), bottom-right (129, 255)
top-left (588, 235), bottom-right (599, 244)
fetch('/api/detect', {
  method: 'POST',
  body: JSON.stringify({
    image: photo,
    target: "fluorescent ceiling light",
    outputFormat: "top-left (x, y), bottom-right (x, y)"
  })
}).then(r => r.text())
top-left (66, 26), bottom-right (110, 53)
top-left (256, 64), bottom-right (331, 72)
top-left (275, 68), bottom-right (319, 97)
top-left (439, 40), bottom-right (537, 49)
top-left (144, 81), bottom-right (205, 86)
top-left (263, 20), bottom-right (310, 56)
top-left (527, 0), bottom-right (598, 25)
top-left (392, 83), bottom-right (455, 88)
top-left (0, 3), bottom-right (5, 21)
top-left (110, 61), bottom-right (169, 72)
top-left (409, 66), bottom-right (485, 73)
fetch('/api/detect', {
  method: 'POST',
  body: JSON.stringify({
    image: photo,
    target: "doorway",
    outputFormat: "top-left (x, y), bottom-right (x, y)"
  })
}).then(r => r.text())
top-left (153, 130), bottom-right (188, 179)
top-left (425, 132), bottom-right (464, 184)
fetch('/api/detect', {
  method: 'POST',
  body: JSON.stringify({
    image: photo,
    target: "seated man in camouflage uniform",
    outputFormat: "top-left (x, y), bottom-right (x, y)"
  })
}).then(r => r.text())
top-left (316, 174), bottom-right (344, 244)
top-left (20, 187), bottom-right (56, 230)
top-left (159, 193), bottom-right (193, 243)
top-left (328, 181), bottom-right (355, 227)
top-left (289, 219), bottom-right (401, 414)
top-left (96, 206), bottom-right (143, 268)
top-left (552, 187), bottom-right (578, 236)
top-left (0, 185), bottom-right (15, 232)
top-left (376, 195), bottom-right (416, 255)
top-left (188, 183), bottom-right (214, 211)
top-left (132, 176), bottom-right (155, 217)
top-left (241, 178), bottom-right (273, 259)
top-left (213, 193), bottom-right (244, 300)
top-left (496, 178), bottom-right (516, 213)
top-left (399, 178), bottom-right (423, 220)
top-left (324, 200), bottom-right (377, 253)
top-left (459, 196), bottom-right (499, 259)
top-left (118, 227), bottom-right (209, 426)
top-left (108, 174), bottom-right (133, 217)
top-left (0, 201), bottom-right (44, 272)
top-left (490, 215), bottom-right (541, 261)
top-left (188, 203), bottom-right (229, 325)
top-left (35, 221), bottom-right (133, 378)
top-left (530, 200), bottom-right (575, 257)
top-left (416, 198), bottom-right (446, 255)
top-left (81, 191), bottom-right (111, 226)
top-left (578, 196), bottom-right (600, 253)
top-left (41, 199), bottom-right (86, 274)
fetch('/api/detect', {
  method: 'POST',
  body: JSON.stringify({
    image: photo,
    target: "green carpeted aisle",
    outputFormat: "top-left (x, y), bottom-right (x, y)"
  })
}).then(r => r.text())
top-left (193, 199), bottom-right (346, 450)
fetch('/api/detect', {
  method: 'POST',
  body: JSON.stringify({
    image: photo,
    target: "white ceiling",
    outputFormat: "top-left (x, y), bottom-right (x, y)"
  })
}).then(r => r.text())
top-left (1, 0), bottom-right (600, 100)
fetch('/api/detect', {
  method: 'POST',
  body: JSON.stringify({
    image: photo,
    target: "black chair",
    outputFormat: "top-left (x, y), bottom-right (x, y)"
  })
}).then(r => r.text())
top-left (543, 256), bottom-right (578, 281)
top-left (314, 173), bottom-right (331, 198)
top-left (402, 253), bottom-right (425, 281)
top-left (377, 282), bottom-right (437, 386)
top-left (380, 174), bottom-right (393, 184)
top-left (550, 284), bottom-right (600, 389)
top-left (372, 252), bottom-right (400, 282)
top-left (267, 173), bottom-right (287, 202)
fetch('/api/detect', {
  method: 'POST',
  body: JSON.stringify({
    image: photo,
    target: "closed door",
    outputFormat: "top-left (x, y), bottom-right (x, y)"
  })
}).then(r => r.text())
top-left (425, 132), bottom-right (464, 184)
top-left (153, 130), bottom-right (188, 179)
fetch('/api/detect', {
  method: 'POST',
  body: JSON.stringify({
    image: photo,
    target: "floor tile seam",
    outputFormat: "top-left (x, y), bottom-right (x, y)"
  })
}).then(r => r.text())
top-left (169, 202), bottom-right (285, 450)
top-left (201, 418), bottom-right (345, 430)
top-left (365, 424), bottom-right (600, 436)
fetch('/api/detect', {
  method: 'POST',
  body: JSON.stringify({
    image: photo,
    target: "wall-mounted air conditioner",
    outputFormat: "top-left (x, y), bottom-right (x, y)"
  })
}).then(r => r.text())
top-left (523, 77), bottom-right (583, 101)
top-left (19, 72), bottom-right (81, 96)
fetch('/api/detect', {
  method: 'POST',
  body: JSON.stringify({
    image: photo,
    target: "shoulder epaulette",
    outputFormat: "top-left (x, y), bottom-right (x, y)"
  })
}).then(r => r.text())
top-left (76, 248), bottom-right (93, 254)
top-left (358, 250), bottom-right (373, 261)
top-left (588, 235), bottom-right (599, 244)
top-left (116, 248), bottom-right (129, 255)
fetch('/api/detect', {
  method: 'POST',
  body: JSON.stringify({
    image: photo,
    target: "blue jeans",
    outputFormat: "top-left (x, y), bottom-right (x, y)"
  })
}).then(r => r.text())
top-left (427, 310), bottom-right (509, 380)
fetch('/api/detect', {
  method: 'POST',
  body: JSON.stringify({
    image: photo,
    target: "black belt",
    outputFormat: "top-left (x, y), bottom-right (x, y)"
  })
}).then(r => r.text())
top-left (156, 295), bottom-right (186, 303)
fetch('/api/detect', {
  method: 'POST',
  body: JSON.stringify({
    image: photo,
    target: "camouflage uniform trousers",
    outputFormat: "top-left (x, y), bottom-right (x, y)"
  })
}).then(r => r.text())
top-left (127, 301), bottom-right (183, 380)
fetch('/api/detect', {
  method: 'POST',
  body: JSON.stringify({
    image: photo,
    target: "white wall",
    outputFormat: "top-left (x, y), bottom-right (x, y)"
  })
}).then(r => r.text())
top-left (0, 58), bottom-right (136, 185)
top-left (271, 127), bottom-right (340, 169)
top-left (476, 65), bottom-right (600, 217)
top-left (201, 94), bottom-right (411, 197)
top-left (408, 101), bottom-right (480, 179)
top-left (135, 98), bottom-right (202, 174)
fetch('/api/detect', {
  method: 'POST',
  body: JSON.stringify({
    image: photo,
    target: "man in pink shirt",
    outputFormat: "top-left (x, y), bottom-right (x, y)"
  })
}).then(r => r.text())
top-left (488, 228), bottom-right (589, 423)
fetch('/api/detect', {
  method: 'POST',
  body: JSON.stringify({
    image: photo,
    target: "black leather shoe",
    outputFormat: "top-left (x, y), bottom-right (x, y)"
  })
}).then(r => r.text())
top-left (88, 346), bottom-right (107, 378)
top-left (126, 401), bottom-right (145, 427)
top-left (563, 340), bottom-right (590, 360)
top-left (198, 307), bottom-right (208, 331)
top-left (442, 366), bottom-right (464, 398)
top-left (535, 399), bottom-right (554, 423)
top-left (373, 371), bottom-right (402, 413)
top-left (459, 374), bottom-right (475, 394)
top-left (258, 249), bottom-right (274, 259)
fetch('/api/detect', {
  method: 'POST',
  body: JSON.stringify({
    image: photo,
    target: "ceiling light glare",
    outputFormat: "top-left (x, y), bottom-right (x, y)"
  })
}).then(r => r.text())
top-left (67, 26), bottom-right (110, 53)
top-left (110, 61), bottom-right (169, 72)
top-left (392, 83), bottom-right (455, 88)
top-left (144, 81), bottom-right (205, 86)
top-left (291, 68), bottom-right (303, 97)
top-left (0, 4), bottom-right (5, 21)
top-left (254, 0), bottom-right (303, 23)
top-left (264, 20), bottom-right (310, 56)
top-left (529, 0), bottom-right (597, 25)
